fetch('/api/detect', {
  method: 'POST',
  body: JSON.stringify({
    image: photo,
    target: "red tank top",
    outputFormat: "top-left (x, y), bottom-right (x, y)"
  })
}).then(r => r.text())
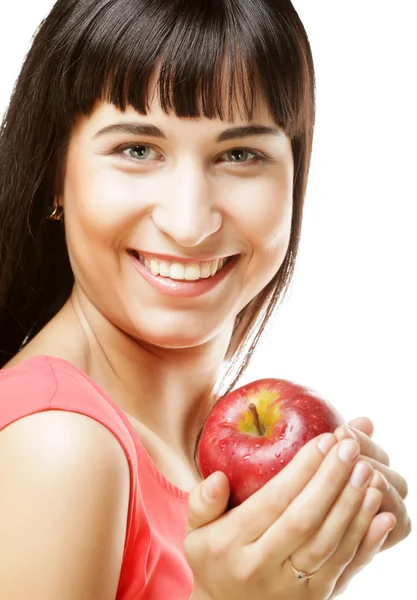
top-left (0, 355), bottom-right (194, 599)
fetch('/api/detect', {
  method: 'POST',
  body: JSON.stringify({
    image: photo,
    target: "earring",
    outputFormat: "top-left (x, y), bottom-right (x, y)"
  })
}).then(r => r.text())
top-left (47, 196), bottom-right (64, 221)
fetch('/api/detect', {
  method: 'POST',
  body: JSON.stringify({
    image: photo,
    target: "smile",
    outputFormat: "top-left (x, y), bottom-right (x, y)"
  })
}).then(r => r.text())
top-left (129, 251), bottom-right (231, 281)
top-left (128, 250), bottom-right (240, 298)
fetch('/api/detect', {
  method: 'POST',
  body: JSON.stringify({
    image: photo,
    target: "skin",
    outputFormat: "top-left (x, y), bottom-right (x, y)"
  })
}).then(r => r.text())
top-left (335, 419), bottom-right (410, 553)
top-left (1, 93), bottom-right (410, 598)
top-left (10, 96), bottom-right (294, 486)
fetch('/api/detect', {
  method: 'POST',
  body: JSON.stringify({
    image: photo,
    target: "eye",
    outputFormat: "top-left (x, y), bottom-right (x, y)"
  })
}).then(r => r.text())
top-left (220, 148), bottom-right (264, 164)
top-left (111, 143), bottom-right (268, 166)
top-left (118, 144), bottom-right (160, 161)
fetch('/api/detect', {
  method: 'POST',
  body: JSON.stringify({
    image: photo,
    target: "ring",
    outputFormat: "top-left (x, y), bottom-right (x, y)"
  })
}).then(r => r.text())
top-left (288, 556), bottom-right (318, 581)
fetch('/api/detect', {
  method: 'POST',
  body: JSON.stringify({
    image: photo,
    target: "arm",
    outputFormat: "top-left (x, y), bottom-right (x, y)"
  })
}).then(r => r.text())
top-left (0, 410), bottom-right (130, 599)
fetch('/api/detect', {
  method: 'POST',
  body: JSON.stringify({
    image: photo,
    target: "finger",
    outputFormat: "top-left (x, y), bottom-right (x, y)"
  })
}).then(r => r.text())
top-left (367, 471), bottom-right (411, 550)
top-left (330, 512), bottom-right (395, 597)
top-left (185, 471), bottom-right (230, 536)
top-left (359, 455), bottom-right (408, 499)
top-left (309, 487), bottom-right (382, 598)
top-left (347, 417), bottom-right (374, 438)
top-left (254, 439), bottom-right (361, 560)
top-left (369, 469), bottom-right (390, 493)
top-left (319, 487), bottom-right (382, 582)
top-left (370, 483), bottom-right (411, 550)
top-left (289, 461), bottom-right (375, 574)
top-left (335, 424), bottom-right (389, 466)
top-left (229, 432), bottom-right (338, 544)
top-left (329, 424), bottom-right (357, 442)
top-left (378, 511), bottom-right (411, 551)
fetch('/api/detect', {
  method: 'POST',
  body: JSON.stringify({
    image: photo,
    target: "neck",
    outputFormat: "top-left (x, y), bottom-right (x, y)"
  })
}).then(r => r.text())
top-left (64, 288), bottom-right (233, 462)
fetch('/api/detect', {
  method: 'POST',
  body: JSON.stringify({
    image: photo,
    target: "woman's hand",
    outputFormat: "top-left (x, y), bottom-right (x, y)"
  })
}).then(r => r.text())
top-left (185, 434), bottom-right (386, 600)
top-left (335, 418), bottom-right (411, 551)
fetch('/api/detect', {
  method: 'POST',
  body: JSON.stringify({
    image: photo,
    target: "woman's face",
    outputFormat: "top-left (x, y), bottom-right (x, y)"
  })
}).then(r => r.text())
top-left (61, 95), bottom-right (294, 349)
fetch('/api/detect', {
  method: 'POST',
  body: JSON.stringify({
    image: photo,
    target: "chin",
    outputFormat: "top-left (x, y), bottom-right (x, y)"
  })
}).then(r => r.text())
top-left (127, 315), bottom-right (224, 350)
top-left (136, 328), bottom-right (213, 350)
top-left (109, 281), bottom-right (243, 350)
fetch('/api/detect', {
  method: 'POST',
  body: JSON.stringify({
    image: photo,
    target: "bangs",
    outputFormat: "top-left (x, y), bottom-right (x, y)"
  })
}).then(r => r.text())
top-left (51, 0), bottom-right (312, 136)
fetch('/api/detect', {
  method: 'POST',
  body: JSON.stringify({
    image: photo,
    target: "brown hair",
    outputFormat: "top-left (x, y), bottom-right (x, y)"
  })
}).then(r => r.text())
top-left (0, 0), bottom-right (315, 396)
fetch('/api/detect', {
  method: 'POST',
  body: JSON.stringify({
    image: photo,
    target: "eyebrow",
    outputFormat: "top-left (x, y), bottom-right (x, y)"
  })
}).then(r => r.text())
top-left (93, 122), bottom-right (282, 142)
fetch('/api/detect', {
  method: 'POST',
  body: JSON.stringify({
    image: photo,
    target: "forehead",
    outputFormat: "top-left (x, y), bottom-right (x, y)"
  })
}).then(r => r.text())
top-left (75, 58), bottom-right (280, 134)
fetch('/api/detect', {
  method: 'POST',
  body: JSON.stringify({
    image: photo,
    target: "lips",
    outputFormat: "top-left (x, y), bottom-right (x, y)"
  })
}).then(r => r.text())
top-left (129, 251), bottom-right (240, 298)
top-left (127, 249), bottom-right (235, 281)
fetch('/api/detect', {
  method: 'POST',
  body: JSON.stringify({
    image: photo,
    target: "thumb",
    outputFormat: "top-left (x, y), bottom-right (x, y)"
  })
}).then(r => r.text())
top-left (185, 471), bottom-right (230, 536)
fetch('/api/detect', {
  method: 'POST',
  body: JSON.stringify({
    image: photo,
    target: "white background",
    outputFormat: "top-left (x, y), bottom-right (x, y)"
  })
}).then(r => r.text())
top-left (1, 1), bottom-right (415, 598)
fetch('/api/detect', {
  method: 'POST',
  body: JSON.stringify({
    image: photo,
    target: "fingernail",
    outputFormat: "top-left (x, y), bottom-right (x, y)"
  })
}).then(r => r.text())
top-left (380, 473), bottom-right (390, 492)
top-left (350, 462), bottom-right (373, 488)
top-left (379, 528), bottom-right (393, 548)
top-left (343, 425), bottom-right (357, 440)
top-left (370, 471), bottom-right (390, 493)
top-left (202, 473), bottom-right (217, 502)
top-left (362, 488), bottom-right (381, 511)
top-left (335, 425), bottom-right (357, 440)
top-left (338, 440), bottom-right (360, 463)
top-left (318, 433), bottom-right (336, 454)
top-left (347, 427), bottom-right (358, 440)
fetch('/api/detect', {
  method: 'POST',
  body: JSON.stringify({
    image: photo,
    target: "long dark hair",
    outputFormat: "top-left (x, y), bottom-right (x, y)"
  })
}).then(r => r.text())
top-left (0, 0), bottom-right (316, 395)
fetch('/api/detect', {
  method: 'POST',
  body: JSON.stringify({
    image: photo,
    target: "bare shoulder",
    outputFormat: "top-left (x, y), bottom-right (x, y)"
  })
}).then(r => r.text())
top-left (0, 410), bottom-right (130, 600)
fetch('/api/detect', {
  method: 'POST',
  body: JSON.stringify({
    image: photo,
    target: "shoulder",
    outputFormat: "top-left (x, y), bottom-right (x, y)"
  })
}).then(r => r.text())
top-left (0, 355), bottom-right (57, 403)
top-left (0, 408), bottom-right (130, 599)
top-left (0, 356), bottom-right (138, 471)
top-left (0, 405), bottom-right (132, 472)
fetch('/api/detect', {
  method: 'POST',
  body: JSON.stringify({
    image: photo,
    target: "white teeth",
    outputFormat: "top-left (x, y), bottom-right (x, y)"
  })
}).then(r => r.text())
top-left (159, 261), bottom-right (171, 277)
top-left (184, 263), bottom-right (200, 281)
top-left (200, 263), bottom-right (211, 278)
top-left (210, 260), bottom-right (218, 276)
top-left (150, 260), bottom-right (160, 276)
top-left (170, 262), bottom-right (185, 280)
top-left (135, 253), bottom-right (231, 281)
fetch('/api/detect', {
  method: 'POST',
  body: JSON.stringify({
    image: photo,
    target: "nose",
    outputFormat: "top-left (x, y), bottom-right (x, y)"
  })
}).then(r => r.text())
top-left (152, 165), bottom-right (222, 247)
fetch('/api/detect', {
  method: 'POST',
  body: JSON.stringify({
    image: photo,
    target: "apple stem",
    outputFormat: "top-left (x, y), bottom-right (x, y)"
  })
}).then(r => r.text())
top-left (248, 403), bottom-right (266, 436)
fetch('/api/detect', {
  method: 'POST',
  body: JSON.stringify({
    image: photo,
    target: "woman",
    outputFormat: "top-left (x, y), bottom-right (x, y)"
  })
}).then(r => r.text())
top-left (0, 0), bottom-right (410, 598)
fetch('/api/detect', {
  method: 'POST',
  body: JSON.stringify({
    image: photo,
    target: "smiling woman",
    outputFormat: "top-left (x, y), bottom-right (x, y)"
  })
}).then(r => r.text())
top-left (0, 1), bottom-right (410, 600)
top-left (0, 0), bottom-right (314, 389)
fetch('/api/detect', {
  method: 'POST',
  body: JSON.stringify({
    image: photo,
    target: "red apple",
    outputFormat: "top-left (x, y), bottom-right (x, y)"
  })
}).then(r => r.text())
top-left (197, 378), bottom-right (345, 508)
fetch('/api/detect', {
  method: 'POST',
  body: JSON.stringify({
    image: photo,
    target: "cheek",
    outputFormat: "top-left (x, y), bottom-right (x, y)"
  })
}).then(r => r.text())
top-left (66, 166), bottom-right (141, 236)
top-left (228, 174), bottom-right (293, 299)
top-left (231, 173), bottom-right (293, 257)
top-left (248, 197), bottom-right (292, 286)
top-left (62, 158), bottom-right (147, 290)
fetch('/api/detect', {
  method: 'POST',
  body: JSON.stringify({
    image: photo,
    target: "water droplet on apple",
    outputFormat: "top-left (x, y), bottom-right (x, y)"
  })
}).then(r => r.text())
top-left (243, 454), bottom-right (251, 460)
